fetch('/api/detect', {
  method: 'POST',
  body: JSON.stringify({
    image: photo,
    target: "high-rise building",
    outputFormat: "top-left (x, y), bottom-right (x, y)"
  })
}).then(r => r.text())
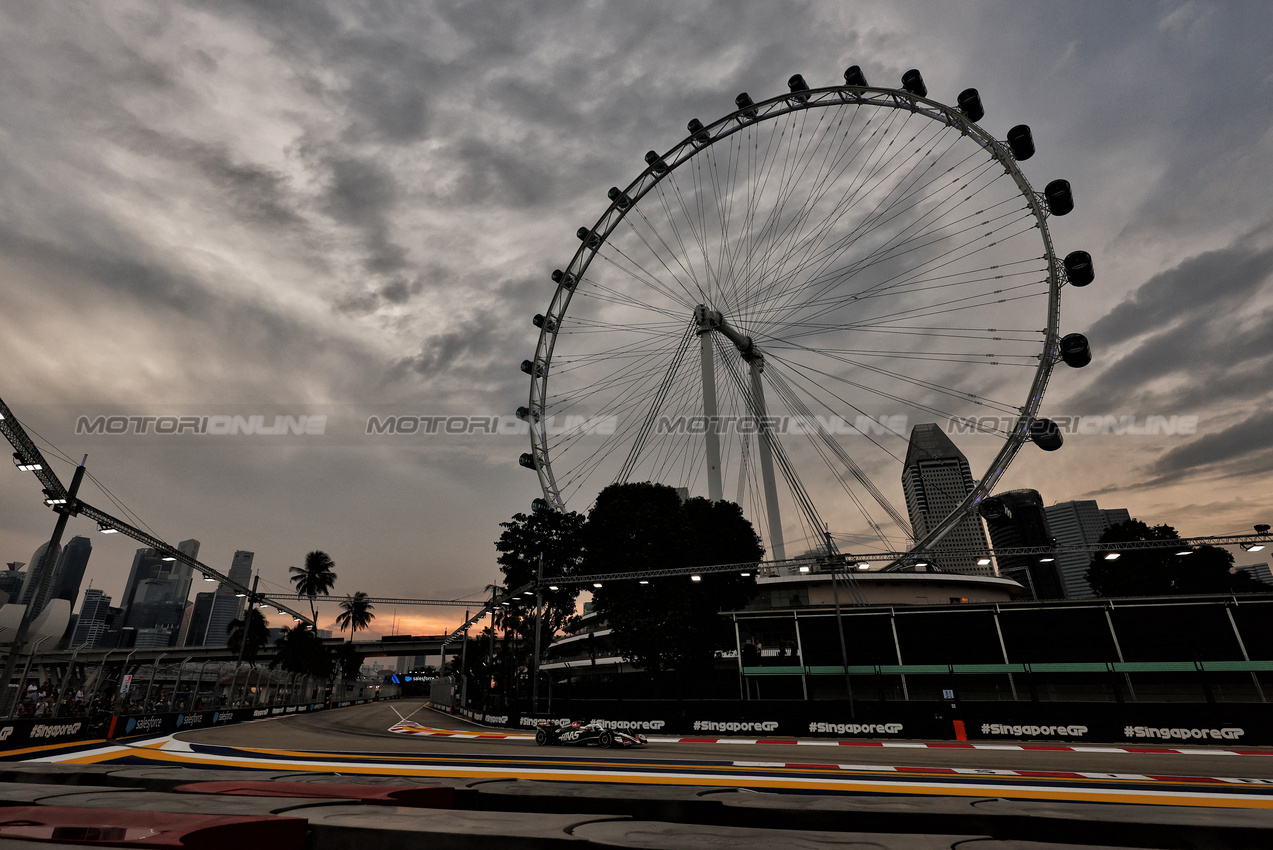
top-left (52, 536), bottom-right (93, 607)
top-left (204, 550), bottom-right (254, 647)
top-left (980, 490), bottom-right (1065, 599)
top-left (0, 563), bottom-right (26, 605)
top-left (171, 539), bottom-right (201, 609)
top-left (1044, 499), bottom-right (1131, 598)
top-left (1235, 563), bottom-right (1273, 585)
top-left (901, 424), bottom-right (992, 576)
top-left (120, 548), bottom-right (159, 625)
top-left (184, 592), bottom-right (216, 647)
top-left (1102, 508), bottom-right (1132, 529)
top-left (70, 587), bottom-right (113, 647)
top-left (19, 541), bottom-right (62, 614)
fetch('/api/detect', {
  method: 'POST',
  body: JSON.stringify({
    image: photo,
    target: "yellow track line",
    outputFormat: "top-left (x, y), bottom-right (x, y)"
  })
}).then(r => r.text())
top-left (44, 744), bottom-right (1273, 810)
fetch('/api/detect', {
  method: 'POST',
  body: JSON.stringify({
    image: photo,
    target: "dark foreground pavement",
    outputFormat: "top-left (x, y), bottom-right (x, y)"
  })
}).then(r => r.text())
top-left (2, 759), bottom-right (1273, 849)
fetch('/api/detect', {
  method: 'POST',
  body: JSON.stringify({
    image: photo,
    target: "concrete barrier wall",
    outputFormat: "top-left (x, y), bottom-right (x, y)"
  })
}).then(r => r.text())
top-left (0, 698), bottom-right (379, 752)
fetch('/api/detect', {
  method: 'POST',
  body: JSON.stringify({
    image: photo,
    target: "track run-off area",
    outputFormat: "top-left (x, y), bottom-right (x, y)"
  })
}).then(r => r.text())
top-left (14, 699), bottom-right (1273, 811)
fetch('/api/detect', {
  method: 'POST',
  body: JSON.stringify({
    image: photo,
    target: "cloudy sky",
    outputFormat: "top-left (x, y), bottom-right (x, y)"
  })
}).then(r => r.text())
top-left (1, 0), bottom-right (1271, 636)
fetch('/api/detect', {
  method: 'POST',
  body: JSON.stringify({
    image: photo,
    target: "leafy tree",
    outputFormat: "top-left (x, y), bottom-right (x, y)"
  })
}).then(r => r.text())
top-left (227, 608), bottom-right (270, 660)
top-left (581, 483), bottom-right (761, 674)
top-left (332, 642), bottom-right (362, 682)
top-left (1086, 520), bottom-right (1270, 597)
top-left (495, 505), bottom-right (585, 653)
top-left (269, 623), bottom-right (333, 678)
top-left (289, 551), bottom-right (337, 623)
top-left (335, 591), bottom-right (375, 640)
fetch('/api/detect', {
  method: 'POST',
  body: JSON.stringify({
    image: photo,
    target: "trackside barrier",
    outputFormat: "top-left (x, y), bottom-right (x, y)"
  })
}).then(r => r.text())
top-left (175, 780), bottom-right (455, 808)
top-left (501, 699), bottom-right (1273, 746)
top-left (0, 805), bottom-right (307, 850)
top-left (0, 698), bottom-right (381, 753)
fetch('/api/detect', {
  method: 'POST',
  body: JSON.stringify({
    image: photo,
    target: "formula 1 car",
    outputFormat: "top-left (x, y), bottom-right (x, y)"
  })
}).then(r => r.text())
top-left (534, 720), bottom-right (647, 748)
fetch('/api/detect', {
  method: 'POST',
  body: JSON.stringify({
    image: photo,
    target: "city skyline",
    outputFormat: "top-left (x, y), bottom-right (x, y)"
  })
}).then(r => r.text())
top-left (2, 2), bottom-right (1272, 637)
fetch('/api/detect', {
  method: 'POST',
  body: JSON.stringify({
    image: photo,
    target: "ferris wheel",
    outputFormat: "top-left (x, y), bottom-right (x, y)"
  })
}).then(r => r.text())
top-left (519, 66), bottom-right (1093, 563)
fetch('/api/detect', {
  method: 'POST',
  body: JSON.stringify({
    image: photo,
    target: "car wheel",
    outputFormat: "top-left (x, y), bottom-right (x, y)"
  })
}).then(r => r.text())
top-left (599, 730), bottom-right (613, 749)
top-left (535, 728), bottom-right (549, 746)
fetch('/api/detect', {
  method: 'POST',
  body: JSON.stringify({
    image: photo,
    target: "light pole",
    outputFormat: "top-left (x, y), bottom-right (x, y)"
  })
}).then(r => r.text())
top-left (532, 553), bottom-right (544, 714)
top-left (2, 457), bottom-right (87, 717)
top-left (826, 527), bottom-right (854, 719)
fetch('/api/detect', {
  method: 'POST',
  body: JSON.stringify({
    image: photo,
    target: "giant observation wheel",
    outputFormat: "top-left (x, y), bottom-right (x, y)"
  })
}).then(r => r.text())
top-left (519, 67), bottom-right (1093, 565)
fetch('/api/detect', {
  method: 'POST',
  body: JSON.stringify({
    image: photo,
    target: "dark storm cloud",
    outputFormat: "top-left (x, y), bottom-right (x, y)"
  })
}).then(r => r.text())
top-left (1152, 409), bottom-right (1273, 481)
top-left (1086, 234), bottom-right (1273, 348)
top-left (1059, 226), bottom-right (1273, 411)
top-left (108, 124), bottom-right (307, 233)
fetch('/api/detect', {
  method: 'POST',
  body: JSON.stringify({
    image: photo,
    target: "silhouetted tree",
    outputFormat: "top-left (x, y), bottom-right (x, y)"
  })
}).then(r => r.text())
top-left (289, 551), bottom-right (337, 623)
top-left (270, 623), bottom-right (333, 678)
top-left (1086, 520), bottom-right (1270, 597)
top-left (335, 591), bottom-right (375, 640)
top-left (495, 505), bottom-right (585, 653)
top-left (227, 608), bottom-right (269, 660)
top-left (581, 483), bottom-right (761, 674)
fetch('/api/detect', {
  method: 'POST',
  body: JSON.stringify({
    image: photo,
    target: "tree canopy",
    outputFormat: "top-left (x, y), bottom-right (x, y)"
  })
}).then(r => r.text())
top-left (335, 591), bottom-right (375, 640)
top-left (581, 482), bottom-right (761, 673)
top-left (290, 551), bottom-right (337, 623)
top-left (495, 505), bottom-right (586, 650)
top-left (1086, 519), bottom-right (1270, 597)
top-left (226, 608), bottom-right (269, 660)
top-left (269, 623), bottom-right (333, 678)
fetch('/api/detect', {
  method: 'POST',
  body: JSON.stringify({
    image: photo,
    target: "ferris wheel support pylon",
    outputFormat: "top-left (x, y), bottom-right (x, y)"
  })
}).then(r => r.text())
top-left (695, 304), bottom-right (787, 560)
top-left (696, 312), bottom-right (724, 504)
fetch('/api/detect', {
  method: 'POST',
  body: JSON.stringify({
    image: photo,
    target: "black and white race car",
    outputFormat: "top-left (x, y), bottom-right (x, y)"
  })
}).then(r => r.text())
top-left (534, 720), bottom-right (648, 748)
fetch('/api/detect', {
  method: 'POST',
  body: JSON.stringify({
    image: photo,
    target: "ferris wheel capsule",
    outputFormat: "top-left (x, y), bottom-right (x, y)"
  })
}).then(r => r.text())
top-left (901, 69), bottom-right (927, 97)
top-left (957, 88), bottom-right (984, 122)
top-left (1007, 125), bottom-right (1035, 161)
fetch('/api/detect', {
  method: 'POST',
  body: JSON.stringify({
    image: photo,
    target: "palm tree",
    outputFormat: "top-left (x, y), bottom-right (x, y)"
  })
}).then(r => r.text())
top-left (335, 591), bottom-right (375, 641)
top-left (227, 609), bottom-right (270, 660)
top-left (289, 551), bottom-right (337, 623)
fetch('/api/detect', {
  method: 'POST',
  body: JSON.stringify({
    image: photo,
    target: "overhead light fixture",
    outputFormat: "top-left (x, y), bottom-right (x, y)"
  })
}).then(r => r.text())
top-left (977, 558), bottom-right (992, 566)
top-left (1244, 543), bottom-right (1266, 553)
top-left (639, 580), bottom-right (649, 585)
top-left (161, 556), bottom-right (176, 562)
top-left (523, 591), bottom-right (534, 596)
top-left (500, 601), bottom-right (509, 606)
top-left (798, 565), bottom-right (810, 573)
top-left (12, 453), bottom-right (42, 472)
top-left (593, 582), bottom-right (603, 588)
top-left (740, 572), bottom-right (751, 577)
top-left (691, 575), bottom-right (701, 582)
top-left (857, 562), bottom-right (870, 570)
top-left (1104, 553), bottom-right (1121, 560)
top-left (1175, 549), bottom-right (1193, 556)
top-left (914, 561), bottom-right (929, 568)
top-left (1039, 557), bottom-right (1056, 562)
top-left (97, 523), bottom-right (118, 534)
top-left (203, 576), bottom-right (216, 582)
top-left (548, 585), bottom-right (559, 591)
